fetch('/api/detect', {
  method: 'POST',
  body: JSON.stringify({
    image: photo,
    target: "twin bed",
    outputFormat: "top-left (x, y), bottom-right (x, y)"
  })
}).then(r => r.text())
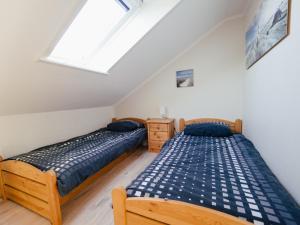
top-left (0, 118), bottom-right (147, 225)
top-left (112, 118), bottom-right (300, 225)
top-left (1, 118), bottom-right (299, 225)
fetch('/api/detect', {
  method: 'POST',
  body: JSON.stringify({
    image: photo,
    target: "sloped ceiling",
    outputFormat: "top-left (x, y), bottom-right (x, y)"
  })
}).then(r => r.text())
top-left (0, 0), bottom-right (249, 116)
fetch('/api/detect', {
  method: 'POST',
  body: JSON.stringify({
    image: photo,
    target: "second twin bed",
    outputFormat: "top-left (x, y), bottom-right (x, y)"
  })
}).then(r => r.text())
top-left (112, 118), bottom-right (300, 225)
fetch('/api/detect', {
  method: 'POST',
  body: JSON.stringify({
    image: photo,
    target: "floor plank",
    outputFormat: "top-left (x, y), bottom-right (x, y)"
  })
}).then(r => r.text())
top-left (0, 148), bottom-right (156, 225)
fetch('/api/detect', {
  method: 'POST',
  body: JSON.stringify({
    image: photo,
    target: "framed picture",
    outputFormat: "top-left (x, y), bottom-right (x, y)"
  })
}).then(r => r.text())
top-left (176, 69), bottom-right (194, 88)
top-left (246, 0), bottom-right (291, 69)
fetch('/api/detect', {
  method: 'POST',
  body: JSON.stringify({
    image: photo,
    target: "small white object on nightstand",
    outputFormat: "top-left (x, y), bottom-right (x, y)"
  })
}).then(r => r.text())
top-left (160, 106), bottom-right (168, 118)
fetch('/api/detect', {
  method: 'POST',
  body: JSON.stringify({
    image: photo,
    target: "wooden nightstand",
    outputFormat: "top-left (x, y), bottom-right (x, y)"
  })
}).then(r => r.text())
top-left (147, 118), bottom-right (175, 153)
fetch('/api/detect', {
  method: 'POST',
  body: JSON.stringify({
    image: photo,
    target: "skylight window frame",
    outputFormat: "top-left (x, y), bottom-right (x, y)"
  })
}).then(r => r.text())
top-left (41, 0), bottom-right (143, 75)
top-left (117, 0), bottom-right (131, 11)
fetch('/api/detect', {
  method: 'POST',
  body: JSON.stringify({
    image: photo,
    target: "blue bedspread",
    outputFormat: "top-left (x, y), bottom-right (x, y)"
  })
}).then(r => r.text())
top-left (127, 133), bottom-right (300, 225)
top-left (9, 128), bottom-right (146, 196)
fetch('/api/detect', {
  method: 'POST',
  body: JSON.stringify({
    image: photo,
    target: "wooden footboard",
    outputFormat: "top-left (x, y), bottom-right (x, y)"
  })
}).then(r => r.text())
top-left (0, 152), bottom-right (132, 225)
top-left (112, 187), bottom-right (252, 225)
top-left (0, 158), bottom-right (62, 225)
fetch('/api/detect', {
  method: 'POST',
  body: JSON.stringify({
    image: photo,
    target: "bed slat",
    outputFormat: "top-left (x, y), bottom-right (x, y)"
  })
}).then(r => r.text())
top-left (126, 198), bottom-right (251, 225)
top-left (1, 160), bottom-right (47, 184)
top-left (2, 171), bottom-right (48, 202)
top-left (4, 185), bottom-right (50, 219)
top-left (127, 212), bottom-right (166, 225)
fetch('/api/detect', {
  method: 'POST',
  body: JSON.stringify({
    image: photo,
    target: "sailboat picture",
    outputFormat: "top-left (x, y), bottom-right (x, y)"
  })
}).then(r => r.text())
top-left (246, 0), bottom-right (290, 68)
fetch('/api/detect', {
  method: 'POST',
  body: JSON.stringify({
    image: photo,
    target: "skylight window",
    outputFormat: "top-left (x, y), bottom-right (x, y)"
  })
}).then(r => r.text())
top-left (43, 0), bottom-right (180, 74)
top-left (50, 0), bottom-right (127, 62)
top-left (45, 0), bottom-right (141, 73)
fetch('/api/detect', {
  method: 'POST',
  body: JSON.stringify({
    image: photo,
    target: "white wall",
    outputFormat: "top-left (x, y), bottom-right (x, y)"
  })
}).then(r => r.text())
top-left (0, 107), bottom-right (114, 158)
top-left (244, 0), bottom-right (300, 203)
top-left (115, 18), bottom-right (244, 127)
top-left (0, 0), bottom-right (248, 116)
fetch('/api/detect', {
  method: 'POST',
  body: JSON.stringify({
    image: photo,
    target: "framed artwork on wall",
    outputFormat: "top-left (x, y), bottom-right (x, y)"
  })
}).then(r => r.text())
top-left (246, 0), bottom-right (291, 69)
top-left (176, 69), bottom-right (194, 88)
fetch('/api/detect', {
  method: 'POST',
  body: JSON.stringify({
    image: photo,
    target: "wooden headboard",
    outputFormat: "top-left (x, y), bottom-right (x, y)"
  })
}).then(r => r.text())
top-left (179, 118), bottom-right (242, 134)
top-left (112, 117), bottom-right (147, 128)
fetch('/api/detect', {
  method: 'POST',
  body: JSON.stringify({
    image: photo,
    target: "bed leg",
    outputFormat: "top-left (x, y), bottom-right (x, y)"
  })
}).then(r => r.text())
top-left (235, 119), bottom-right (243, 133)
top-left (112, 187), bottom-right (127, 225)
top-left (179, 118), bottom-right (185, 132)
top-left (0, 156), bottom-right (7, 201)
top-left (47, 170), bottom-right (62, 225)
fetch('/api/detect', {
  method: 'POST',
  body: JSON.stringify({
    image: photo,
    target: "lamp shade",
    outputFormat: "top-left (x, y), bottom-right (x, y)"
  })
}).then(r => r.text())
top-left (160, 106), bottom-right (167, 118)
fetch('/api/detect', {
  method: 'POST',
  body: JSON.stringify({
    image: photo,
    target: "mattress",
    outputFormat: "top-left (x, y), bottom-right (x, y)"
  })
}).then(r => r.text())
top-left (9, 128), bottom-right (146, 196)
top-left (127, 133), bottom-right (300, 225)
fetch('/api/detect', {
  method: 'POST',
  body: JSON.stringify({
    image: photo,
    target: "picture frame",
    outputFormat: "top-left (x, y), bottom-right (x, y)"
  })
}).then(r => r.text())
top-left (176, 69), bottom-right (194, 88)
top-left (246, 0), bottom-right (291, 69)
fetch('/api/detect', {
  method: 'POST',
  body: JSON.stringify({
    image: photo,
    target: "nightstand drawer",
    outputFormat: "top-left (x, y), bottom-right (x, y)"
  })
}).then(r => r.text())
top-left (149, 124), bottom-right (168, 132)
top-left (149, 140), bottom-right (165, 151)
top-left (148, 146), bottom-right (160, 153)
top-left (149, 131), bottom-right (169, 141)
top-left (147, 118), bottom-right (175, 153)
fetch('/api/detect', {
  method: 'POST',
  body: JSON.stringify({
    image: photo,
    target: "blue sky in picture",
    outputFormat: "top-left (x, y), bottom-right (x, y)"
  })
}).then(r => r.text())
top-left (176, 69), bottom-right (193, 79)
top-left (246, 22), bottom-right (257, 47)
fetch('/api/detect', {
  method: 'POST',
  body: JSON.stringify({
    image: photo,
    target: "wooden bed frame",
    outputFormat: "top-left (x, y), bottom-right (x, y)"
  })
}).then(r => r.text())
top-left (112, 118), bottom-right (252, 225)
top-left (0, 117), bottom-right (147, 225)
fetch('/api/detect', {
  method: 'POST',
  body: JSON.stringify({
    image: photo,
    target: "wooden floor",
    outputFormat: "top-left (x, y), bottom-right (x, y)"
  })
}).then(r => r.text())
top-left (0, 148), bottom-right (156, 225)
